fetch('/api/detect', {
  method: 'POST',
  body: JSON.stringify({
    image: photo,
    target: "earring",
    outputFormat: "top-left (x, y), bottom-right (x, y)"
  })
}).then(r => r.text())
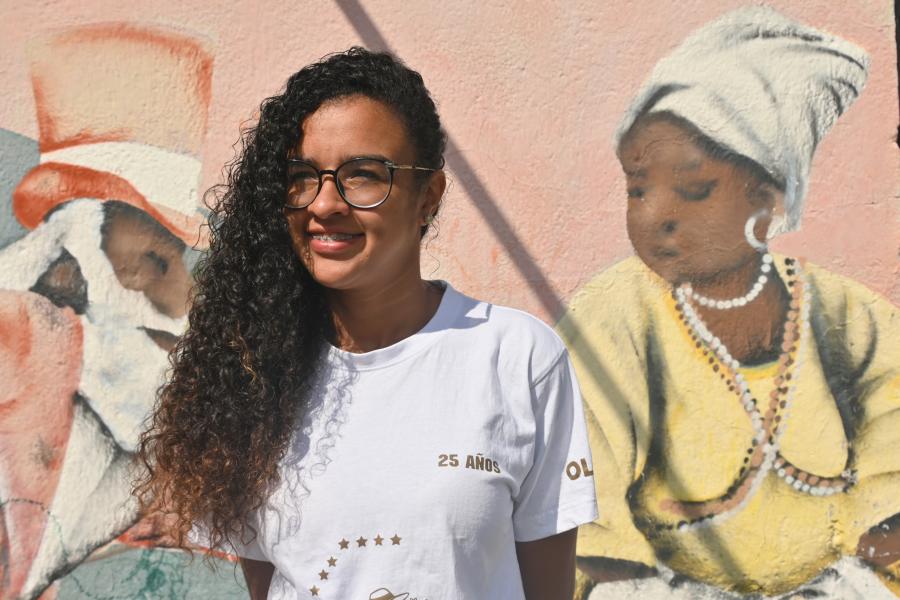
top-left (744, 209), bottom-right (769, 252)
top-left (425, 215), bottom-right (435, 225)
top-left (766, 214), bottom-right (786, 241)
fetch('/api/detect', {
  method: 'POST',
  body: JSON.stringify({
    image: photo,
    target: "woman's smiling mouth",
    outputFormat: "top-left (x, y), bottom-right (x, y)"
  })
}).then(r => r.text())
top-left (307, 231), bottom-right (364, 255)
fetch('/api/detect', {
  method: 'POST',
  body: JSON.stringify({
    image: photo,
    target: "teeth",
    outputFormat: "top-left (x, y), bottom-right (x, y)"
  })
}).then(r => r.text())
top-left (312, 233), bottom-right (355, 241)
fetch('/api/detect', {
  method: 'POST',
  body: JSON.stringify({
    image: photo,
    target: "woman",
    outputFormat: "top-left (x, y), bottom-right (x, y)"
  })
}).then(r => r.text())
top-left (558, 7), bottom-right (900, 599)
top-left (135, 48), bottom-right (597, 600)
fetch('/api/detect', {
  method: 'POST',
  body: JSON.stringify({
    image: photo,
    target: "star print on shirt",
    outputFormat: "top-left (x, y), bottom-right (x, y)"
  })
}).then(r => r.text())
top-left (314, 532), bottom-right (405, 597)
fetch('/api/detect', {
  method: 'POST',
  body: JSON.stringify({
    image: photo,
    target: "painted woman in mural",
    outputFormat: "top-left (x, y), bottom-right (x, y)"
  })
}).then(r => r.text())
top-left (558, 7), bottom-right (900, 599)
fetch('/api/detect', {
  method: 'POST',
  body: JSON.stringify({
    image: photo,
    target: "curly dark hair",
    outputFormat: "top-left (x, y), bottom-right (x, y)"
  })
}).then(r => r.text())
top-left (134, 47), bottom-right (447, 554)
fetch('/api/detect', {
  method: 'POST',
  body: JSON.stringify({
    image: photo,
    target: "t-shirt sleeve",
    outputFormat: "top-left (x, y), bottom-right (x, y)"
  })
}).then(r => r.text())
top-left (512, 350), bottom-right (599, 542)
top-left (188, 519), bottom-right (269, 562)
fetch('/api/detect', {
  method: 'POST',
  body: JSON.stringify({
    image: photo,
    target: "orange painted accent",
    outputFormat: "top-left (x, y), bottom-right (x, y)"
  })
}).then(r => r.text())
top-left (0, 291), bottom-right (82, 598)
top-left (29, 23), bottom-right (213, 155)
top-left (12, 162), bottom-right (208, 248)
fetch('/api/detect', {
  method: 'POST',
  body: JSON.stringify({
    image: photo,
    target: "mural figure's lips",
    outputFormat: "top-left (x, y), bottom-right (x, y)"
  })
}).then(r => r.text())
top-left (652, 246), bottom-right (680, 259)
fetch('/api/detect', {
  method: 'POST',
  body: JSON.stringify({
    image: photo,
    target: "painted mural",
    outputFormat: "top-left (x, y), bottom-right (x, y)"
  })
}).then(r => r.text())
top-left (558, 7), bottom-right (900, 600)
top-left (0, 23), bottom-right (245, 599)
top-left (0, 3), bottom-right (896, 600)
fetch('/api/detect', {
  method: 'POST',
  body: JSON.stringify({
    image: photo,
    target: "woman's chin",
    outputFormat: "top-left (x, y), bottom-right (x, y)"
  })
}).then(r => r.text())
top-left (303, 263), bottom-right (356, 291)
top-left (636, 254), bottom-right (681, 287)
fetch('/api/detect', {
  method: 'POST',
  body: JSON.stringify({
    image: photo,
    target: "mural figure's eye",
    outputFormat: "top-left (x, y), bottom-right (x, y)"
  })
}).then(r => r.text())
top-left (144, 250), bottom-right (169, 275)
top-left (627, 187), bottom-right (645, 200)
top-left (676, 181), bottom-right (717, 202)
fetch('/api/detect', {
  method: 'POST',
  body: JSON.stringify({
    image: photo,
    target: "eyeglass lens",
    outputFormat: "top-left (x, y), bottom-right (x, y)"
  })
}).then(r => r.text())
top-left (286, 158), bottom-right (391, 208)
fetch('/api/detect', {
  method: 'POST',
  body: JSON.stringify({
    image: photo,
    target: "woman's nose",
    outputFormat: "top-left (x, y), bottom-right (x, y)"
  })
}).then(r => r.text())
top-left (307, 176), bottom-right (349, 217)
top-left (642, 189), bottom-right (679, 234)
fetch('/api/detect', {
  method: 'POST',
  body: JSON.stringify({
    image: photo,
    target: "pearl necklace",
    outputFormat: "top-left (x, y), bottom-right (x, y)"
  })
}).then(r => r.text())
top-left (657, 258), bottom-right (856, 534)
top-left (684, 253), bottom-right (774, 309)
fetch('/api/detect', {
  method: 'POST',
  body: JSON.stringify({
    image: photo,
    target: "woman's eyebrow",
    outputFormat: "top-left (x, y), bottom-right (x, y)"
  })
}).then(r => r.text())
top-left (292, 153), bottom-right (393, 165)
top-left (676, 178), bottom-right (718, 190)
top-left (673, 159), bottom-right (704, 173)
top-left (624, 167), bottom-right (647, 177)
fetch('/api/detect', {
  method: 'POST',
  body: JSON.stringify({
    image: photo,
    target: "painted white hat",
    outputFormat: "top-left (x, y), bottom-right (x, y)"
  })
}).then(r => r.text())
top-left (616, 6), bottom-right (869, 233)
top-left (13, 23), bottom-right (214, 247)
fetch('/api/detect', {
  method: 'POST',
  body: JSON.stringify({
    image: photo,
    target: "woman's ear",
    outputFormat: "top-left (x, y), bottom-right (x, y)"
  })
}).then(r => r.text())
top-left (765, 187), bottom-right (787, 240)
top-left (749, 181), bottom-right (787, 241)
top-left (748, 180), bottom-right (778, 209)
top-left (419, 169), bottom-right (447, 227)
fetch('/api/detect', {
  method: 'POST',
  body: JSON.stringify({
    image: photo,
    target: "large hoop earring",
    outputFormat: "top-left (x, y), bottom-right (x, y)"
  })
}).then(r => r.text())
top-left (744, 209), bottom-right (769, 253)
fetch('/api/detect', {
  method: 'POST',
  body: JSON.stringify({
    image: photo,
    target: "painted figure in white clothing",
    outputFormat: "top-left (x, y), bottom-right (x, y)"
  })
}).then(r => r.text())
top-left (0, 23), bottom-right (211, 599)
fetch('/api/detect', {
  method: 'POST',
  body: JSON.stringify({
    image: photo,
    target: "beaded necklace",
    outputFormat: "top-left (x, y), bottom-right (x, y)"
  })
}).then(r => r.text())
top-left (685, 252), bottom-right (774, 309)
top-left (654, 257), bottom-right (856, 533)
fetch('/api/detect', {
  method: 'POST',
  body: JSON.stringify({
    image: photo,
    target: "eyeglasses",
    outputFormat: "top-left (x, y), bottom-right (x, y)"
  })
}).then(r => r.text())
top-left (285, 157), bottom-right (440, 209)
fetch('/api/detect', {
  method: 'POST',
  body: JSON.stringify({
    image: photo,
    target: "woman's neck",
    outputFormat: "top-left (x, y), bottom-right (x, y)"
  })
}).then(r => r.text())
top-left (685, 253), bottom-right (791, 365)
top-left (326, 275), bottom-right (442, 354)
top-left (688, 253), bottom-right (765, 300)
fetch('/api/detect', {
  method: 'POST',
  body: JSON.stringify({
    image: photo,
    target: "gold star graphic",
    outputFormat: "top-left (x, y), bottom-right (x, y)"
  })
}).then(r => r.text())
top-left (374, 534), bottom-right (384, 546)
top-left (391, 534), bottom-right (402, 545)
top-left (338, 538), bottom-right (349, 550)
top-left (327, 556), bottom-right (337, 567)
top-left (318, 570), bottom-right (329, 580)
top-left (356, 536), bottom-right (368, 547)
top-left (310, 586), bottom-right (320, 596)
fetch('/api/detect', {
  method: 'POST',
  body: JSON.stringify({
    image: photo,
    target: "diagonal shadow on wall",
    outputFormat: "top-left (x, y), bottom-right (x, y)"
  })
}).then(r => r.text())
top-left (334, 0), bottom-right (748, 585)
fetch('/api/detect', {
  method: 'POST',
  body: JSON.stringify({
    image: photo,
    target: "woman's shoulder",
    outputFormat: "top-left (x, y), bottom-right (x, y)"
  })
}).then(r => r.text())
top-left (556, 256), bottom-right (664, 343)
top-left (444, 284), bottom-right (567, 379)
top-left (564, 255), bottom-right (665, 316)
top-left (795, 257), bottom-right (898, 322)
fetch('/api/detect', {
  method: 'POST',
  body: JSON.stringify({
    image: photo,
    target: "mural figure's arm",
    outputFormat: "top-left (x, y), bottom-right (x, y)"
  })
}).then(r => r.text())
top-left (0, 290), bottom-right (81, 599)
top-left (555, 263), bottom-right (659, 590)
top-left (809, 267), bottom-right (900, 590)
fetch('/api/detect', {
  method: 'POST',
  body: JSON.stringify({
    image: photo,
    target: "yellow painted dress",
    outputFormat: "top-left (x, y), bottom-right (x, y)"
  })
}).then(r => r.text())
top-left (557, 255), bottom-right (900, 595)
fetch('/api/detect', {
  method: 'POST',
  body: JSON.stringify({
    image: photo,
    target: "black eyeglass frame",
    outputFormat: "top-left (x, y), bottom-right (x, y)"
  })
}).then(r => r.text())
top-left (284, 157), bottom-right (442, 210)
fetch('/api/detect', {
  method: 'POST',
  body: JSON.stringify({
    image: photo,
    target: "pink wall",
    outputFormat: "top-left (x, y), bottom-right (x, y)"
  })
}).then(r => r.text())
top-left (1, 0), bottom-right (896, 324)
top-left (0, 2), bottom-right (897, 599)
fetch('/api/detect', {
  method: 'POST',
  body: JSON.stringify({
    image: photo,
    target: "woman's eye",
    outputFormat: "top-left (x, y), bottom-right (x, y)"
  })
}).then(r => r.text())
top-left (144, 250), bottom-right (169, 275)
top-left (288, 171), bottom-right (318, 183)
top-left (349, 169), bottom-right (379, 180)
top-left (343, 169), bottom-right (385, 185)
top-left (627, 187), bottom-right (645, 199)
top-left (676, 183), bottom-right (716, 201)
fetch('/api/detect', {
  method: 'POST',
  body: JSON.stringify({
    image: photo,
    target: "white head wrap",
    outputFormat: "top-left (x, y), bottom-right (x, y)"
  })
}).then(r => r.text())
top-left (615, 6), bottom-right (869, 233)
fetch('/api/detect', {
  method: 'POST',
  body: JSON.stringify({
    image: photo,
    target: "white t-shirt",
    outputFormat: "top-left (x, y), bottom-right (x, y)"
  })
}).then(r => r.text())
top-left (198, 283), bottom-right (597, 599)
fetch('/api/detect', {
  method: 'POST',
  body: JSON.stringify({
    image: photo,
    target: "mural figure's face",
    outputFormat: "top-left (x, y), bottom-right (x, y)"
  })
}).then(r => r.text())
top-left (619, 117), bottom-right (775, 286)
top-left (284, 95), bottom-right (441, 293)
top-left (101, 205), bottom-right (191, 349)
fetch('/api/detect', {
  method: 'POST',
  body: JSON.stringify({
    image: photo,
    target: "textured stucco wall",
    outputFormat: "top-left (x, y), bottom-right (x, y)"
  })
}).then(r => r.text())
top-left (0, 1), bottom-right (897, 599)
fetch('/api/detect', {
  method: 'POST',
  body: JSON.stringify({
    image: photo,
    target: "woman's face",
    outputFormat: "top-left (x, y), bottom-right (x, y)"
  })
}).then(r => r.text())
top-left (619, 117), bottom-right (775, 285)
top-left (284, 95), bottom-right (443, 293)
